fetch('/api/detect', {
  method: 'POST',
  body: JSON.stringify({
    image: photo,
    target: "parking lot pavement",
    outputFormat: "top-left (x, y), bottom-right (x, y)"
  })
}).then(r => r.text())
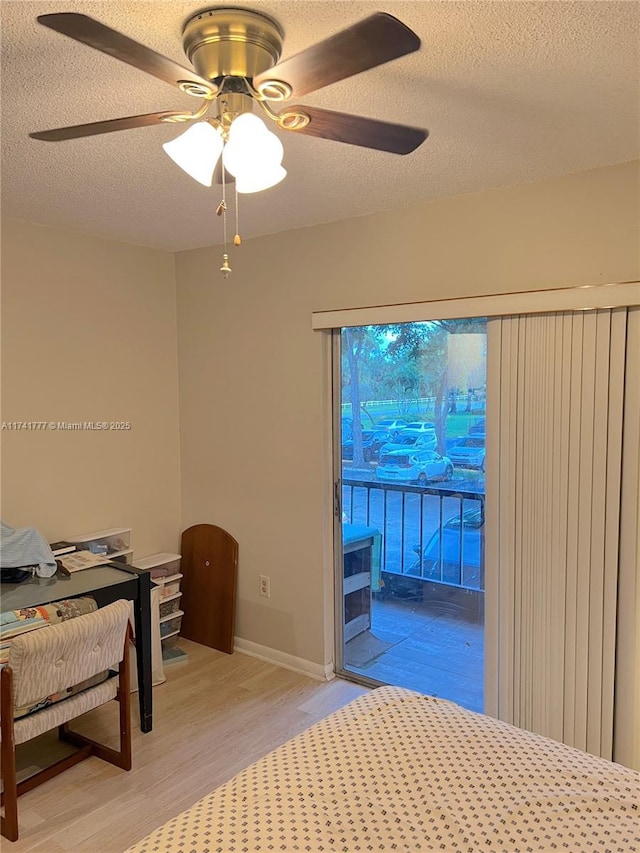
top-left (343, 465), bottom-right (484, 494)
top-left (342, 474), bottom-right (484, 575)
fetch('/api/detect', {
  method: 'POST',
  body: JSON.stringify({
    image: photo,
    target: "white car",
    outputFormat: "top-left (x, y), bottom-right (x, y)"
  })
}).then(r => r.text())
top-left (376, 448), bottom-right (453, 484)
top-left (449, 435), bottom-right (486, 470)
top-left (380, 432), bottom-right (437, 454)
top-left (376, 418), bottom-right (409, 438)
top-left (404, 421), bottom-right (436, 434)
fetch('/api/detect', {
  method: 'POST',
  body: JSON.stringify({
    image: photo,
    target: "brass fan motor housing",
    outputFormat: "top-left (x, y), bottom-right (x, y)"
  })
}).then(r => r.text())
top-left (182, 7), bottom-right (283, 83)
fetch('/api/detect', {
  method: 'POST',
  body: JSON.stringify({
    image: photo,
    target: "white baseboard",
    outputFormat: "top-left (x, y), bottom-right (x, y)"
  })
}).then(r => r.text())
top-left (234, 637), bottom-right (335, 682)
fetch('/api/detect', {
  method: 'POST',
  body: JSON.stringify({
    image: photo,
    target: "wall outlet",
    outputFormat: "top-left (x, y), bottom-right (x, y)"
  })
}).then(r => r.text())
top-left (259, 575), bottom-right (271, 598)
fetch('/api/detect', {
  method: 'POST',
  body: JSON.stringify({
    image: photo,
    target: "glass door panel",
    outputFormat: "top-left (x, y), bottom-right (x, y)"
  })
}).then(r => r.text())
top-left (337, 319), bottom-right (487, 712)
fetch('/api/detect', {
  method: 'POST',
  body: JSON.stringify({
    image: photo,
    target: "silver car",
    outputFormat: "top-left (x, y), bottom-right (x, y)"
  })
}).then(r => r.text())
top-left (405, 421), bottom-right (436, 434)
top-left (379, 431), bottom-right (437, 454)
top-left (448, 435), bottom-right (486, 470)
top-left (376, 448), bottom-right (454, 484)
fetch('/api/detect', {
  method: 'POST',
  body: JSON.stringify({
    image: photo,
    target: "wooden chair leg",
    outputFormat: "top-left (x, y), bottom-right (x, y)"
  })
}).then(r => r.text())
top-left (118, 625), bottom-right (132, 770)
top-left (1, 667), bottom-right (19, 842)
top-left (58, 628), bottom-right (133, 771)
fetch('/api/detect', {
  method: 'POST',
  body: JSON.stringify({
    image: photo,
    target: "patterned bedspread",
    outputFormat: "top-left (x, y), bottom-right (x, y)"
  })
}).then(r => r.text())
top-left (126, 686), bottom-right (639, 853)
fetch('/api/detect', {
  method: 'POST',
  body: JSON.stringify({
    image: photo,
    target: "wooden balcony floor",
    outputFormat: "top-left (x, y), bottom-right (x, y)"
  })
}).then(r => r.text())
top-left (344, 594), bottom-right (484, 713)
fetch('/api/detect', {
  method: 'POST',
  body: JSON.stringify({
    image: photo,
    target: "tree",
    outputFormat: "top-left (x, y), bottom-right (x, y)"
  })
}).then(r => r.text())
top-left (384, 360), bottom-right (421, 415)
top-left (342, 327), bottom-right (382, 467)
top-left (383, 319), bottom-right (485, 453)
top-left (342, 319), bottom-right (486, 462)
top-left (384, 323), bottom-right (448, 451)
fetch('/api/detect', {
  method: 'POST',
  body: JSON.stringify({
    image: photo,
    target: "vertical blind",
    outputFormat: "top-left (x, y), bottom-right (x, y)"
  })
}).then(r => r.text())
top-left (486, 307), bottom-right (638, 762)
top-left (614, 307), bottom-right (640, 769)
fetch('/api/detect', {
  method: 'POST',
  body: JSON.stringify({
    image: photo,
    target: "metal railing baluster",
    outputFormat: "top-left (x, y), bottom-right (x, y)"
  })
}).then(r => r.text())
top-left (342, 477), bottom-right (484, 592)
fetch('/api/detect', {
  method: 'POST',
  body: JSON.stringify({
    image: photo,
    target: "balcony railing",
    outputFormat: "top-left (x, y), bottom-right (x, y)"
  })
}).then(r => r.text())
top-left (342, 476), bottom-right (485, 592)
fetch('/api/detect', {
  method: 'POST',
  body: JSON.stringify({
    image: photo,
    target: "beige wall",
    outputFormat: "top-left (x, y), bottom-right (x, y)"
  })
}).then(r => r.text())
top-left (1, 161), bottom-right (637, 666)
top-left (175, 160), bottom-right (639, 667)
top-left (1, 161), bottom-right (637, 760)
top-left (1, 219), bottom-right (182, 558)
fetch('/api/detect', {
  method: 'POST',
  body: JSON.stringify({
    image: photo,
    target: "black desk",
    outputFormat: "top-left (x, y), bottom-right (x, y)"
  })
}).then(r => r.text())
top-left (1, 562), bottom-right (153, 733)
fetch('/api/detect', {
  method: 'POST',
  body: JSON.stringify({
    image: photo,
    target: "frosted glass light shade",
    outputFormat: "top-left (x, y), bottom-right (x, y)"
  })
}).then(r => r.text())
top-left (222, 113), bottom-right (286, 194)
top-left (163, 121), bottom-right (223, 187)
top-left (235, 164), bottom-right (287, 194)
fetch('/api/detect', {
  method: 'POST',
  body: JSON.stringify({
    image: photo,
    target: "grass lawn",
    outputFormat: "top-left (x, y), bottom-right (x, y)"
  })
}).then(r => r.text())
top-left (346, 402), bottom-right (485, 440)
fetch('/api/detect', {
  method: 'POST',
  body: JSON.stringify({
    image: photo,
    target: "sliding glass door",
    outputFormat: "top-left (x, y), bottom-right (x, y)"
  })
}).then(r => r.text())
top-left (324, 284), bottom-right (638, 765)
top-left (335, 319), bottom-right (487, 712)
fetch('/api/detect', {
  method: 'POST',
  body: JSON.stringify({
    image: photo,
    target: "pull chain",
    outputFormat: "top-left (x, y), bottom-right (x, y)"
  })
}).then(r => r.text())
top-left (234, 183), bottom-right (241, 246)
top-left (218, 156), bottom-right (231, 278)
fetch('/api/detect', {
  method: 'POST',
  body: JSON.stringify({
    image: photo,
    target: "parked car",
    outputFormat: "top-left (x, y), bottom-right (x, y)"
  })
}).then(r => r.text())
top-left (403, 421), bottom-right (437, 449)
top-left (376, 448), bottom-right (453, 484)
top-left (448, 435), bottom-right (486, 470)
top-left (379, 432), bottom-right (437, 454)
top-left (376, 418), bottom-right (409, 438)
top-left (418, 508), bottom-right (484, 587)
top-left (341, 417), bottom-right (353, 441)
top-left (468, 417), bottom-right (486, 435)
top-left (342, 429), bottom-right (392, 463)
top-left (404, 421), bottom-right (436, 434)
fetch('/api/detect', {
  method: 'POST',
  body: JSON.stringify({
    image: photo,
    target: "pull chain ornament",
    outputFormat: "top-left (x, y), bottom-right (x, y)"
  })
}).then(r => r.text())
top-left (219, 154), bottom-right (231, 277)
top-left (233, 184), bottom-right (241, 246)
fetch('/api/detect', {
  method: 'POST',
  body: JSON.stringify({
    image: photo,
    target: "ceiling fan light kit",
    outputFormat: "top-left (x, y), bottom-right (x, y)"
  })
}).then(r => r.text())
top-left (162, 121), bottom-right (224, 187)
top-left (223, 113), bottom-right (287, 193)
top-left (30, 6), bottom-right (428, 277)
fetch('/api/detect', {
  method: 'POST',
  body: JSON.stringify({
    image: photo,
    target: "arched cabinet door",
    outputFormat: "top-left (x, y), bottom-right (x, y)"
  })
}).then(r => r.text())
top-left (179, 524), bottom-right (238, 654)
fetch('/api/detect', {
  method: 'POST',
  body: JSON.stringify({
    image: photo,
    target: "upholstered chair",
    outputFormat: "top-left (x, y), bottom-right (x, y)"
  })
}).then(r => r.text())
top-left (1, 598), bottom-right (132, 841)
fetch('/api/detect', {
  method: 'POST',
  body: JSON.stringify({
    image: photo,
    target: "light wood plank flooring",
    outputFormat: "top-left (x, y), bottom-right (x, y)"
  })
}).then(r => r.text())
top-left (6, 640), bottom-right (367, 852)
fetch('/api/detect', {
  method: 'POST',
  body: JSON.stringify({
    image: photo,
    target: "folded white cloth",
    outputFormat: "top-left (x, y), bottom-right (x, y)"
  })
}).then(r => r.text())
top-left (0, 520), bottom-right (57, 578)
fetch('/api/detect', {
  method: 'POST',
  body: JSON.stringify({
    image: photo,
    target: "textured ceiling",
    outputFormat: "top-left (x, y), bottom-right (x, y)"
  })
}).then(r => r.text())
top-left (1, 1), bottom-right (639, 252)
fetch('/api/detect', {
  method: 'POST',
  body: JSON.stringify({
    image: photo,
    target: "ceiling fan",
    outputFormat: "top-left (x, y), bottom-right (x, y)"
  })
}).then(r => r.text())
top-left (29, 7), bottom-right (428, 156)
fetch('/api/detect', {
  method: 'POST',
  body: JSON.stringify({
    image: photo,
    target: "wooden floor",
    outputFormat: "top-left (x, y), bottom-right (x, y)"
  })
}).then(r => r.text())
top-left (6, 641), bottom-right (367, 852)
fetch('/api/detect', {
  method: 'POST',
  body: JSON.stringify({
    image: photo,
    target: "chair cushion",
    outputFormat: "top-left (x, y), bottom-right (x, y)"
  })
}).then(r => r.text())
top-left (12, 678), bottom-right (118, 744)
top-left (13, 670), bottom-right (109, 719)
top-left (8, 599), bottom-right (130, 710)
top-left (2, 597), bottom-right (105, 718)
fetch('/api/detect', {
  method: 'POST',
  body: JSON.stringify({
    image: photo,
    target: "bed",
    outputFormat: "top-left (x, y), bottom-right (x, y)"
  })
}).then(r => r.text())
top-left (125, 686), bottom-right (640, 853)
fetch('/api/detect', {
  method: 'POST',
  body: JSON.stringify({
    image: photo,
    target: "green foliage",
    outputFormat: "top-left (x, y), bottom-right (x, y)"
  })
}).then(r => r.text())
top-left (341, 320), bottom-right (486, 461)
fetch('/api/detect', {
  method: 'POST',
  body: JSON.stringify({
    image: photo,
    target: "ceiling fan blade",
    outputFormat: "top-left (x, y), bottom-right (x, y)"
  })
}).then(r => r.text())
top-left (37, 13), bottom-right (216, 96)
top-left (30, 111), bottom-right (189, 142)
top-left (279, 106), bottom-right (428, 154)
top-left (254, 13), bottom-right (420, 99)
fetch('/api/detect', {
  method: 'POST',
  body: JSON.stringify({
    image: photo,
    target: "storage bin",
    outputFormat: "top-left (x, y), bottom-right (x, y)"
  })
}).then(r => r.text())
top-left (110, 551), bottom-right (134, 565)
top-left (160, 580), bottom-right (181, 599)
top-left (150, 562), bottom-right (180, 579)
top-left (136, 555), bottom-right (184, 648)
top-left (159, 596), bottom-right (181, 619)
top-left (160, 612), bottom-right (183, 638)
top-left (134, 553), bottom-right (181, 578)
top-left (67, 527), bottom-right (132, 559)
